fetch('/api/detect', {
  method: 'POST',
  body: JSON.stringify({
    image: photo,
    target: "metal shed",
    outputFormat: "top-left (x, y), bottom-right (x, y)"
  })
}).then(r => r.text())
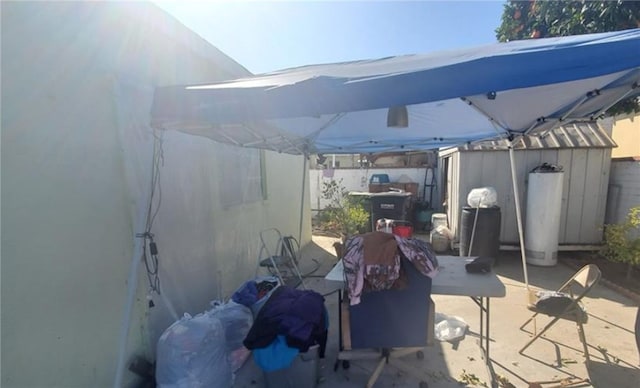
top-left (438, 121), bottom-right (616, 249)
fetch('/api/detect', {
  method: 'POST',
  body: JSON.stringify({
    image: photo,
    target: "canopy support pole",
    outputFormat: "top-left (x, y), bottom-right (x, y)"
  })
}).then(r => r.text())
top-left (464, 98), bottom-right (530, 289)
top-left (507, 138), bottom-right (529, 289)
top-left (298, 153), bottom-right (308, 250)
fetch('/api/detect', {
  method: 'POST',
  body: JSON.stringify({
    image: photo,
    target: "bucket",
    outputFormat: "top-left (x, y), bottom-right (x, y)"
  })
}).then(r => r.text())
top-left (264, 344), bottom-right (319, 388)
top-left (392, 221), bottom-right (413, 238)
top-left (431, 213), bottom-right (447, 230)
top-left (413, 207), bottom-right (434, 231)
top-left (430, 230), bottom-right (449, 252)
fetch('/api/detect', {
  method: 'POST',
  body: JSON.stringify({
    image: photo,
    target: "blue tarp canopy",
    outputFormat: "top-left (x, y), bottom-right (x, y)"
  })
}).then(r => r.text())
top-left (152, 29), bottom-right (640, 155)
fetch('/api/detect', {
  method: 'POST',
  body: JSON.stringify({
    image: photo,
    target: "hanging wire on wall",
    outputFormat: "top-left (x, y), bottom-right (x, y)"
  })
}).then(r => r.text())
top-left (136, 129), bottom-right (165, 305)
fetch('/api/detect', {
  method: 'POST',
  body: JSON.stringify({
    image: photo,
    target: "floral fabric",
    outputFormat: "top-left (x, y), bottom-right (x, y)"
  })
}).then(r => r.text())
top-left (343, 231), bottom-right (439, 305)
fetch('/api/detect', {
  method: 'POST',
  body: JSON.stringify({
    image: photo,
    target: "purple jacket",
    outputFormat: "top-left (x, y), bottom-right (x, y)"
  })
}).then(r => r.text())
top-left (243, 286), bottom-right (326, 353)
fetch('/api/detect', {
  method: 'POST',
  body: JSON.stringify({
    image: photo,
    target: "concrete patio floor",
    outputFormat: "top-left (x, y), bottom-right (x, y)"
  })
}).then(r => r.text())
top-left (234, 234), bottom-right (640, 388)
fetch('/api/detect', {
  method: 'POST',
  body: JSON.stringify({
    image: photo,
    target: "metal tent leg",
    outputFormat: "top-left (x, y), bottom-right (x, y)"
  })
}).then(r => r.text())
top-left (507, 140), bottom-right (529, 289)
top-left (297, 154), bottom-right (308, 248)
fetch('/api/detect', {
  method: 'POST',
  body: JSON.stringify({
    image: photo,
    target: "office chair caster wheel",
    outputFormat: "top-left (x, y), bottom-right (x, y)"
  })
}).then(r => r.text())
top-left (419, 381), bottom-right (429, 388)
top-left (333, 360), bottom-right (350, 371)
top-left (416, 351), bottom-right (424, 360)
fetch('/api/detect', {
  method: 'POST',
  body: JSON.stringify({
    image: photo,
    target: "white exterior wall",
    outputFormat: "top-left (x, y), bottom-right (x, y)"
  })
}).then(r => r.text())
top-left (309, 168), bottom-right (437, 210)
top-left (1, 3), bottom-right (309, 387)
top-left (442, 148), bottom-right (611, 246)
top-left (606, 160), bottom-right (640, 238)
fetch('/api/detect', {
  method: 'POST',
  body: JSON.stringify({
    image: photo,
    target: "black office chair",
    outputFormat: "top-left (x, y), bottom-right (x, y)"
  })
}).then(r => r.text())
top-left (337, 258), bottom-right (434, 388)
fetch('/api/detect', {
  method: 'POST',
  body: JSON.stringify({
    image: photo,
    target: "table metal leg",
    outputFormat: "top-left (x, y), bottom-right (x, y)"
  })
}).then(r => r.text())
top-left (483, 297), bottom-right (489, 360)
top-left (480, 296), bottom-right (485, 354)
top-left (334, 289), bottom-right (344, 371)
top-left (472, 297), bottom-right (497, 388)
top-left (338, 289), bottom-right (343, 351)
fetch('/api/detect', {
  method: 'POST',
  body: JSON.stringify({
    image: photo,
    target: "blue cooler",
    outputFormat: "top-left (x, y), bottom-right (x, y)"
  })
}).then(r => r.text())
top-left (369, 174), bottom-right (390, 184)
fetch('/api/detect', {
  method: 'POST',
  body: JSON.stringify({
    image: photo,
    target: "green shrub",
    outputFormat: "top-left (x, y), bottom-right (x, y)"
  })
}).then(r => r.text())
top-left (319, 179), bottom-right (369, 237)
top-left (602, 206), bottom-right (640, 279)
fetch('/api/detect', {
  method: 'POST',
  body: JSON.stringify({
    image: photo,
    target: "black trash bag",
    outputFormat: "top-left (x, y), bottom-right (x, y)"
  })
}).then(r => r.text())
top-left (465, 256), bottom-right (494, 273)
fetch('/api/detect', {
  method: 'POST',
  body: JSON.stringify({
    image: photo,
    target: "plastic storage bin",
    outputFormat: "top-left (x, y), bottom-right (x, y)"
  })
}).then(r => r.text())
top-left (264, 344), bottom-right (320, 388)
top-left (392, 221), bottom-right (413, 238)
top-left (369, 174), bottom-right (390, 184)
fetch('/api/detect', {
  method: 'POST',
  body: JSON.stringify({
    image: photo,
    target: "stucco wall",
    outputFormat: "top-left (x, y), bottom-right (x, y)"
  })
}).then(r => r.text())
top-left (1, 2), bottom-right (308, 387)
top-left (611, 114), bottom-right (640, 158)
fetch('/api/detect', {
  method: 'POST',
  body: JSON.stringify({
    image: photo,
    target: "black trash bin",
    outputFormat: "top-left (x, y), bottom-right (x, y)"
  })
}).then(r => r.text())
top-left (459, 206), bottom-right (501, 259)
top-left (369, 192), bottom-right (413, 231)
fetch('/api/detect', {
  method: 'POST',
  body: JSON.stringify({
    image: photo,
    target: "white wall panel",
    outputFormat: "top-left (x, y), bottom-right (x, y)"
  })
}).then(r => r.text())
top-left (1, 3), bottom-right (307, 387)
top-left (565, 149), bottom-right (588, 242)
top-left (556, 150), bottom-right (573, 242)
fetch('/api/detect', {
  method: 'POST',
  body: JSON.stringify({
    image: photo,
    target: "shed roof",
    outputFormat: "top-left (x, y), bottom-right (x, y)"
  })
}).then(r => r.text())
top-left (452, 122), bottom-right (616, 152)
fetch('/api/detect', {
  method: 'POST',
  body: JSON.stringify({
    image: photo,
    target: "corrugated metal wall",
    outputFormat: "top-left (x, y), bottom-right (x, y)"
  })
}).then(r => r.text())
top-left (606, 160), bottom-right (640, 239)
top-left (444, 147), bottom-right (611, 245)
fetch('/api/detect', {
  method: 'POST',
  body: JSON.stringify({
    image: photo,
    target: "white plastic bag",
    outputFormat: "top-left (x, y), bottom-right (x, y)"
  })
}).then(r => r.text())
top-left (467, 187), bottom-right (498, 208)
top-left (434, 225), bottom-right (453, 239)
top-left (434, 312), bottom-right (468, 342)
top-left (208, 301), bottom-right (253, 373)
top-left (156, 312), bottom-right (231, 388)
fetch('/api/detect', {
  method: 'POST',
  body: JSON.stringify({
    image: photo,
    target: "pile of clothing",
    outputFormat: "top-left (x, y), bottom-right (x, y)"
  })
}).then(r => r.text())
top-left (235, 284), bottom-right (327, 372)
top-left (343, 231), bottom-right (439, 305)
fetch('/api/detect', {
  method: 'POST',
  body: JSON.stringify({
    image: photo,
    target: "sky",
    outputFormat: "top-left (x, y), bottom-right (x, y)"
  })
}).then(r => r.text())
top-left (154, 0), bottom-right (507, 74)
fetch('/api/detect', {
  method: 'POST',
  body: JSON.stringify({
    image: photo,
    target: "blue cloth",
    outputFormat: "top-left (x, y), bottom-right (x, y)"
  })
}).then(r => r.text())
top-left (252, 335), bottom-right (299, 372)
top-left (232, 280), bottom-right (258, 307)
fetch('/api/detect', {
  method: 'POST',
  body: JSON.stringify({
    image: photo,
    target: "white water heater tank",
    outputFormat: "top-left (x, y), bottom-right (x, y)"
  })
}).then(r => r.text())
top-left (525, 168), bottom-right (564, 266)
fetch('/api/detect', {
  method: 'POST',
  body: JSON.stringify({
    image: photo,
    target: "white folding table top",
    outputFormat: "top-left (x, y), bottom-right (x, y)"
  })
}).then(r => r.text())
top-left (325, 255), bottom-right (505, 298)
